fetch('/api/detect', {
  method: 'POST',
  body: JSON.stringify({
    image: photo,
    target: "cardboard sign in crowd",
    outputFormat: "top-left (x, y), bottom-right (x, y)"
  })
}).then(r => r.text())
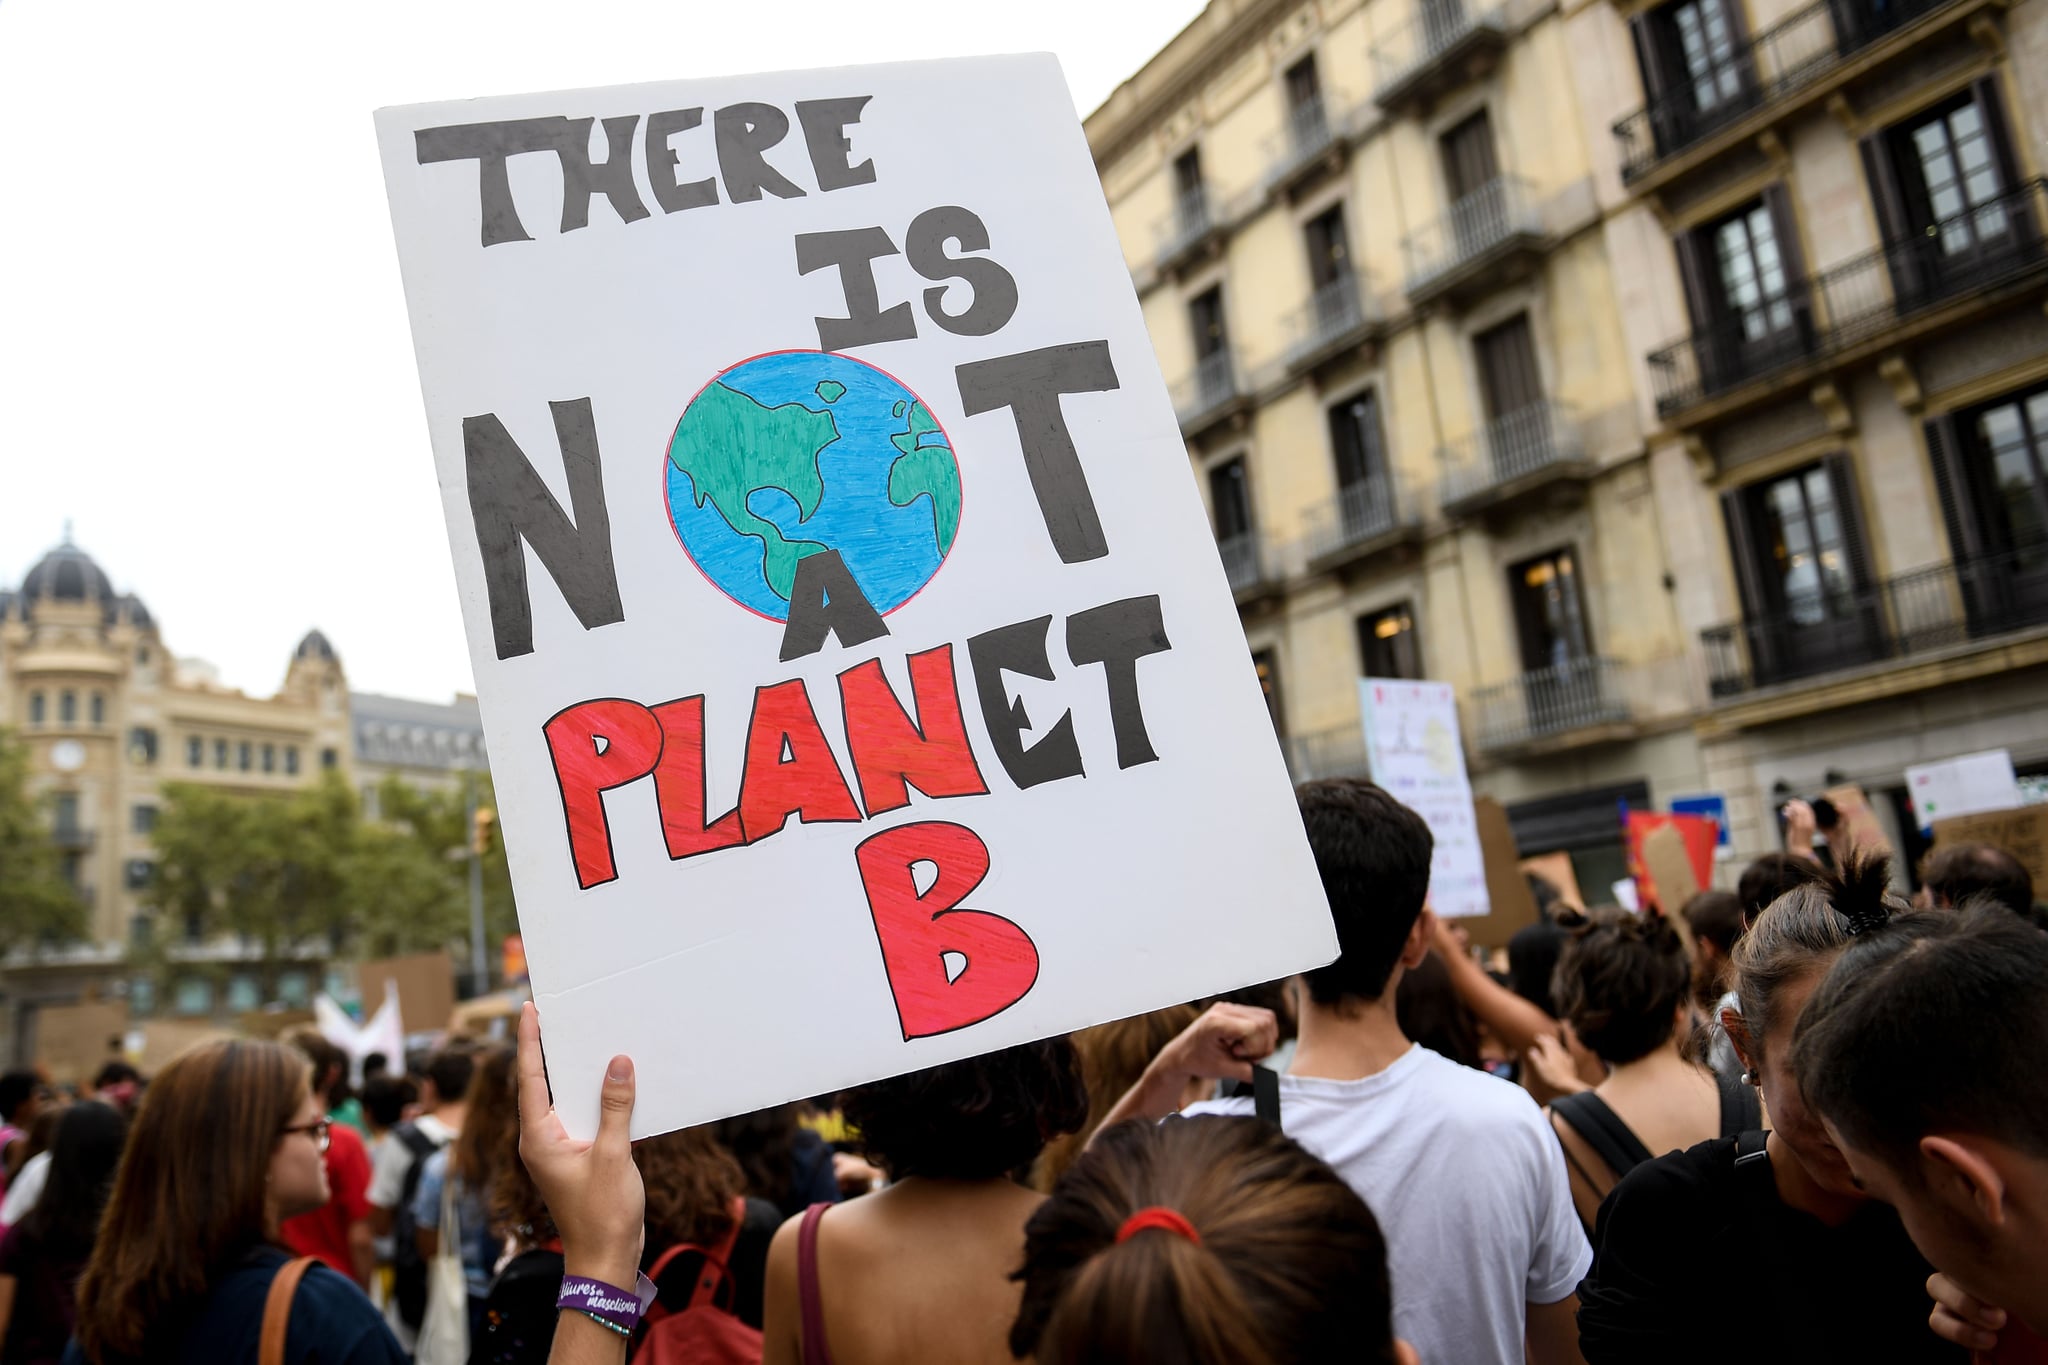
top-left (378, 55), bottom-right (1336, 1138)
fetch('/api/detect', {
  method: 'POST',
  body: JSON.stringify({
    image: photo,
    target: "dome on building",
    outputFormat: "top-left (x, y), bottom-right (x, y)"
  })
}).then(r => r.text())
top-left (21, 540), bottom-right (115, 605)
top-left (294, 628), bottom-right (338, 662)
top-left (113, 593), bottom-right (153, 629)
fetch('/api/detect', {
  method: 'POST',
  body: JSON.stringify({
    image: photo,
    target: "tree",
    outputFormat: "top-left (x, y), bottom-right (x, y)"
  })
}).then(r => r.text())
top-left (373, 773), bottom-right (520, 956)
top-left (0, 729), bottom-right (89, 955)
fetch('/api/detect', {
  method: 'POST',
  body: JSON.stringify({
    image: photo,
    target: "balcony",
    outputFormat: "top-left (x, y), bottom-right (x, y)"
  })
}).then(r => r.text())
top-left (1263, 93), bottom-right (1348, 198)
top-left (1283, 273), bottom-right (1381, 374)
top-left (1437, 402), bottom-right (1592, 518)
top-left (1172, 349), bottom-right (1251, 439)
top-left (1371, 0), bottom-right (1509, 113)
top-left (1470, 656), bottom-right (1635, 752)
top-left (1217, 531), bottom-right (1283, 605)
top-left (1702, 551), bottom-right (2048, 698)
top-left (1154, 187), bottom-right (1225, 277)
top-left (1304, 475), bottom-right (1423, 573)
top-left (1614, 0), bottom-right (1987, 194)
top-left (51, 824), bottom-right (95, 852)
top-left (1285, 724), bottom-right (1373, 783)
top-left (1402, 176), bottom-right (1545, 308)
top-left (1648, 180), bottom-right (2048, 423)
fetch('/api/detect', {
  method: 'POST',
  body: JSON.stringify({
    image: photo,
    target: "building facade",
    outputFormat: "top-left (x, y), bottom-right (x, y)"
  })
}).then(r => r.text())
top-left (1088, 0), bottom-right (2047, 889)
top-left (0, 538), bottom-right (486, 1052)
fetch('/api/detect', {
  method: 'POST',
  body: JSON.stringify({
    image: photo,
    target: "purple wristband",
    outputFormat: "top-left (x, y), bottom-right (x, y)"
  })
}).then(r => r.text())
top-left (556, 1271), bottom-right (658, 1332)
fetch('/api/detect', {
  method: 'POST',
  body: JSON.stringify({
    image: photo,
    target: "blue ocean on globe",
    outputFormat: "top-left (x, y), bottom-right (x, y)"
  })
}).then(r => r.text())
top-left (664, 350), bottom-right (961, 622)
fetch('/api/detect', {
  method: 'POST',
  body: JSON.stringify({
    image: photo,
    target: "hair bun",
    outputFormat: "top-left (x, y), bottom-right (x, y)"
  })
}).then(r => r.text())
top-left (1835, 851), bottom-right (1898, 936)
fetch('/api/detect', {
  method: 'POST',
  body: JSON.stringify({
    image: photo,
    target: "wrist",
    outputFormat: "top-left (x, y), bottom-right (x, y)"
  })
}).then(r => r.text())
top-left (563, 1248), bottom-right (641, 1290)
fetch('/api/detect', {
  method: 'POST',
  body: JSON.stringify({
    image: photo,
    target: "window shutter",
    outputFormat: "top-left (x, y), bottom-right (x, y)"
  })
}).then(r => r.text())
top-left (1824, 452), bottom-right (1877, 591)
top-left (1859, 135), bottom-right (1910, 246)
top-left (1720, 488), bottom-right (1767, 619)
top-left (1673, 228), bottom-right (1714, 330)
top-left (1973, 76), bottom-right (2023, 193)
top-left (1923, 413), bottom-right (1980, 563)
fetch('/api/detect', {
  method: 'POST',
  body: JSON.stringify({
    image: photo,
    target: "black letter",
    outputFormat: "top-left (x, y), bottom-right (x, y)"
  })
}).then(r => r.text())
top-left (779, 550), bottom-right (890, 662)
top-left (415, 117), bottom-right (577, 247)
top-left (1066, 596), bottom-right (1172, 768)
top-left (795, 97), bottom-right (877, 191)
top-left (795, 227), bottom-right (917, 351)
top-left (643, 108), bottom-right (718, 213)
top-left (464, 399), bottom-right (625, 660)
top-left (966, 617), bottom-right (1084, 790)
top-left (954, 342), bottom-right (1119, 563)
top-left (907, 206), bottom-right (1018, 337)
top-left (713, 103), bottom-right (807, 202)
top-left (557, 115), bottom-right (651, 232)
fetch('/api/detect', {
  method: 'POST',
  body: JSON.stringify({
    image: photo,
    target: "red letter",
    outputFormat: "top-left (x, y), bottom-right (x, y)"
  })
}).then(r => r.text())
top-left (855, 822), bottom-right (1039, 1040)
top-left (739, 679), bottom-right (862, 843)
top-left (541, 698), bottom-right (664, 889)
top-left (837, 645), bottom-right (989, 817)
top-left (651, 696), bottom-right (744, 861)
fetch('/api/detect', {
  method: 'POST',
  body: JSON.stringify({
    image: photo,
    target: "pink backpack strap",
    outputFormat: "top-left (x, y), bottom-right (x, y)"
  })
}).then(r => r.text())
top-left (796, 1202), bottom-right (835, 1365)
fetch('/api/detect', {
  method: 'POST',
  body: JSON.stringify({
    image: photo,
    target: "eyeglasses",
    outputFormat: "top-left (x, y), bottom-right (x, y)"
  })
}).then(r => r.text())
top-left (280, 1118), bottom-right (332, 1155)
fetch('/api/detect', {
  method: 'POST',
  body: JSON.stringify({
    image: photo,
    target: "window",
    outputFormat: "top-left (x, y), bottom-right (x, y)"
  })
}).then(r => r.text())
top-left (59, 690), bottom-right (76, 725)
top-left (1285, 56), bottom-right (1321, 114)
top-left (214, 738), bottom-right (228, 770)
top-left (225, 975), bottom-right (261, 1014)
top-left (1965, 385), bottom-right (2048, 569)
top-left (1509, 548), bottom-right (1593, 672)
top-left (1358, 604), bottom-right (1423, 680)
top-left (1171, 147), bottom-right (1205, 233)
top-left (321, 747), bottom-right (338, 770)
top-left (128, 727), bottom-right (157, 764)
top-left (125, 859), bottom-right (155, 891)
top-left (89, 693), bottom-right (104, 726)
top-left (1173, 147), bottom-right (1203, 199)
top-left (28, 692), bottom-right (43, 725)
top-left (285, 746), bottom-right (300, 776)
top-left (1668, 0), bottom-right (1744, 112)
top-left (262, 743), bottom-right (276, 773)
top-left (1209, 458), bottom-right (1252, 541)
top-left (1251, 648), bottom-right (1285, 733)
top-left (1474, 314), bottom-right (1542, 422)
top-left (52, 793), bottom-right (80, 837)
top-left (1439, 109), bottom-right (1499, 203)
top-left (1744, 465), bottom-right (1857, 624)
top-left (1328, 392), bottom-right (1388, 498)
top-left (1304, 204), bottom-right (1350, 289)
top-left (1188, 287), bottom-right (1228, 360)
top-left (132, 804), bottom-right (157, 835)
top-left (1711, 203), bottom-right (1793, 341)
top-left (187, 735), bottom-right (203, 768)
top-left (1875, 85), bottom-right (2018, 264)
top-left (1720, 456), bottom-right (1883, 684)
top-left (238, 742), bottom-right (252, 772)
top-left (136, 646), bottom-right (150, 666)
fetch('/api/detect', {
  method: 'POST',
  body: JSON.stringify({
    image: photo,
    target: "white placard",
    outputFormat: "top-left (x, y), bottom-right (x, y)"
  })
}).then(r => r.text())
top-left (376, 55), bottom-right (1336, 1139)
top-left (1358, 679), bottom-right (1489, 918)
top-left (1906, 749), bottom-right (2021, 829)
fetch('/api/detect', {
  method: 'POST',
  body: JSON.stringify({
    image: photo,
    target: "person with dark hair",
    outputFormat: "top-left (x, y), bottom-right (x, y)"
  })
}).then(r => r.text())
top-left (1920, 841), bottom-right (2037, 923)
top-left (1679, 888), bottom-right (1744, 1008)
top-left (1033, 1005), bottom-right (1202, 1191)
top-left (711, 1105), bottom-right (840, 1219)
top-left (65, 1039), bottom-right (405, 1363)
top-left (760, 1039), bottom-right (1087, 1364)
top-left (1103, 779), bottom-right (1588, 1365)
top-left (367, 1042), bottom-right (474, 1347)
top-left (0, 1073), bottom-right (46, 1188)
top-left (0, 1101), bottom-right (125, 1363)
top-left (1793, 903), bottom-right (2048, 1354)
top-left (0, 1105), bottom-right (66, 1227)
top-left (1508, 920), bottom-right (1569, 1016)
top-left (1737, 851), bottom-right (1823, 919)
top-left (1544, 909), bottom-right (1758, 1227)
top-left (280, 1031), bottom-right (376, 1287)
top-left (1009, 1116), bottom-right (1416, 1364)
top-left (1577, 854), bottom-right (1961, 1363)
top-left (1393, 949), bottom-right (1482, 1070)
top-left (414, 1045), bottom-right (516, 1341)
top-left (88, 1063), bottom-right (141, 1117)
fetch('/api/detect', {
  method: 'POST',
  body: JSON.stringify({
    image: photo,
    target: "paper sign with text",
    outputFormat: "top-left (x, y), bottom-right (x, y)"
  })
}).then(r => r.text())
top-left (376, 55), bottom-right (1335, 1138)
top-left (1358, 679), bottom-right (1488, 917)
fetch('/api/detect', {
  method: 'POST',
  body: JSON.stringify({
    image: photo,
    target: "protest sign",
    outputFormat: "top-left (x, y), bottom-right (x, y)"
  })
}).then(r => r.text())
top-left (355, 950), bottom-right (457, 1037)
top-left (1465, 798), bottom-right (1539, 948)
top-left (1625, 810), bottom-right (1717, 914)
top-left (376, 55), bottom-right (1335, 1138)
top-left (33, 1000), bottom-right (128, 1086)
top-left (1519, 851), bottom-right (1584, 912)
top-left (1932, 806), bottom-right (2048, 889)
top-left (1906, 750), bottom-right (2021, 829)
top-left (1358, 679), bottom-right (1488, 918)
top-left (1821, 783), bottom-right (1894, 861)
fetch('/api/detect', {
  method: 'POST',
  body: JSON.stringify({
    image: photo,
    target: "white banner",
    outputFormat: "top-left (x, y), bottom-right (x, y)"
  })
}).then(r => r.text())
top-left (1358, 679), bottom-right (1489, 918)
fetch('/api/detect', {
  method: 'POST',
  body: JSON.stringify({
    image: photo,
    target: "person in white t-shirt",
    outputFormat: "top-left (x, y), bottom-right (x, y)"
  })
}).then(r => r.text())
top-left (365, 1047), bottom-right (473, 1350)
top-left (1099, 777), bottom-right (1591, 1365)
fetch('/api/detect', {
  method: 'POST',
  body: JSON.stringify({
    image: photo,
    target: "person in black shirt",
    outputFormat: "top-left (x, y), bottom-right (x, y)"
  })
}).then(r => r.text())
top-left (1577, 853), bottom-right (1961, 1363)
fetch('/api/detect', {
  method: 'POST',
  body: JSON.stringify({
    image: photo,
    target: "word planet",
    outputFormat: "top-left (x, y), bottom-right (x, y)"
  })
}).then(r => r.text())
top-left (664, 350), bottom-right (961, 622)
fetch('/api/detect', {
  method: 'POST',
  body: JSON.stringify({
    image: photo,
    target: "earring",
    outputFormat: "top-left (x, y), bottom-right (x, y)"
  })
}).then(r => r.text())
top-left (1741, 1070), bottom-right (1759, 1087)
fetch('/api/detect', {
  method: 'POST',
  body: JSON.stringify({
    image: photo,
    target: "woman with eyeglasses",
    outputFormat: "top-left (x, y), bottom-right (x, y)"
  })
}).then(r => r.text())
top-left (64, 1039), bottom-right (405, 1365)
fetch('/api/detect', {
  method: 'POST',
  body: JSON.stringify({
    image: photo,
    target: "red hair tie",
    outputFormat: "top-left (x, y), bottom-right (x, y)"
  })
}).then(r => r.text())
top-left (1116, 1207), bottom-right (1201, 1245)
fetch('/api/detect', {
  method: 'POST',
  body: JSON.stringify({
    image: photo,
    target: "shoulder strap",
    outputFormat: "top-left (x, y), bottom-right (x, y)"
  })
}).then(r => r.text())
top-left (645, 1197), bottom-right (751, 1313)
top-left (1734, 1128), bottom-right (1769, 1165)
top-left (1251, 1065), bottom-right (1280, 1128)
top-left (259, 1256), bottom-right (316, 1365)
top-left (797, 1202), bottom-right (835, 1365)
top-left (398, 1122), bottom-right (437, 1158)
top-left (1717, 1070), bottom-right (1763, 1138)
top-left (1551, 1092), bottom-right (1656, 1176)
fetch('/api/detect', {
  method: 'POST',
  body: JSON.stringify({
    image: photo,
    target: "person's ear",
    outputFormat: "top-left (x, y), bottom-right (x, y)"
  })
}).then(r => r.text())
top-left (1922, 1136), bottom-right (2009, 1229)
top-left (1402, 909), bottom-right (1435, 969)
top-left (1720, 1008), bottom-right (1758, 1076)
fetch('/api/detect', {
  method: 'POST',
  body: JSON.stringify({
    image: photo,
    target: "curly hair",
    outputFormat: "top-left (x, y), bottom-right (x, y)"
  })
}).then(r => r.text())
top-left (634, 1127), bottom-right (747, 1251)
top-left (1011, 1116), bottom-right (1396, 1364)
top-left (1550, 908), bottom-right (1692, 1065)
top-left (842, 1038), bottom-right (1087, 1182)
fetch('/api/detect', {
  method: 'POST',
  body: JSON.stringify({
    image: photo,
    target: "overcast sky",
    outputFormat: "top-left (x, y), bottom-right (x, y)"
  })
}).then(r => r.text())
top-left (0, 1), bottom-right (1198, 701)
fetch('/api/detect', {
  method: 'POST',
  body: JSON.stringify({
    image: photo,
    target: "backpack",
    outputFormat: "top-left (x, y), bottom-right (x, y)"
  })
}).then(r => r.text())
top-left (390, 1121), bottom-right (448, 1330)
top-left (470, 1244), bottom-right (565, 1365)
top-left (632, 1197), bottom-right (762, 1365)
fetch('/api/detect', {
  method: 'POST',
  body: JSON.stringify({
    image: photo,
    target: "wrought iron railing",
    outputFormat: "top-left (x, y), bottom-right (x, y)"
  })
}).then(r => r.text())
top-left (1437, 401), bottom-right (1586, 508)
top-left (1648, 179), bottom-right (2048, 417)
top-left (1217, 531), bottom-right (1273, 595)
top-left (1173, 349), bottom-right (1243, 429)
top-left (51, 824), bottom-right (95, 851)
top-left (1402, 175), bottom-right (1542, 296)
top-left (1154, 187), bottom-right (1218, 270)
top-left (1283, 272), bottom-right (1377, 369)
top-left (1470, 656), bottom-right (1633, 749)
top-left (1264, 93), bottom-right (1343, 190)
top-left (1371, 0), bottom-right (1510, 105)
top-left (1614, 0), bottom-right (1963, 183)
top-left (1703, 550), bottom-right (2048, 696)
top-left (1305, 476), bottom-right (1417, 562)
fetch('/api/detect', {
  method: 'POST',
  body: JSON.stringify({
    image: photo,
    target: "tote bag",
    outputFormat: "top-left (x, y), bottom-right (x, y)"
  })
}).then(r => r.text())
top-left (414, 1166), bottom-right (471, 1365)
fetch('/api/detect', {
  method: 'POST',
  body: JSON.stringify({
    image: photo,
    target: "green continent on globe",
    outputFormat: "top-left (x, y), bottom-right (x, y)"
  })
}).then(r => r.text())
top-left (815, 380), bottom-right (846, 403)
top-left (886, 400), bottom-right (960, 556)
top-left (670, 382), bottom-right (837, 601)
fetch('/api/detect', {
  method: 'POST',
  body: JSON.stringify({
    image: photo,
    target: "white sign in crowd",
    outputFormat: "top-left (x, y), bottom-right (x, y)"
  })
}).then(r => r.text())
top-left (1358, 679), bottom-right (1489, 919)
top-left (378, 55), bottom-right (1335, 1138)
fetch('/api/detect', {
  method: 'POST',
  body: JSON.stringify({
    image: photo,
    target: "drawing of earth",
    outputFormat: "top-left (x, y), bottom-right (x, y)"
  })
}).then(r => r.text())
top-left (664, 351), bottom-right (961, 622)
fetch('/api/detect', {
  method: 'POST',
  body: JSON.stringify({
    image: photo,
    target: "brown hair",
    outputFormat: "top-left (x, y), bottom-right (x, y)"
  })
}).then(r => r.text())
top-left (74, 1040), bottom-right (310, 1362)
top-left (1033, 1006), bottom-right (1199, 1190)
top-left (487, 1048), bottom-right (552, 1248)
top-left (634, 1127), bottom-right (747, 1250)
top-left (1551, 908), bottom-right (1692, 1065)
top-left (447, 1044), bottom-right (517, 1190)
top-left (1729, 851), bottom-right (1906, 1062)
top-left (1012, 1116), bottom-right (1397, 1365)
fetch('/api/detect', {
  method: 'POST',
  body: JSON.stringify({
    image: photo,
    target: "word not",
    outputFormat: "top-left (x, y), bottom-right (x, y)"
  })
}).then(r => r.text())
top-left (416, 96), bottom-right (876, 246)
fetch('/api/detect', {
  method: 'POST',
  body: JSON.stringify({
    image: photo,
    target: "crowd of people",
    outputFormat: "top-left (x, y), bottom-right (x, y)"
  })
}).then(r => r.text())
top-left (0, 774), bottom-right (2042, 1363)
